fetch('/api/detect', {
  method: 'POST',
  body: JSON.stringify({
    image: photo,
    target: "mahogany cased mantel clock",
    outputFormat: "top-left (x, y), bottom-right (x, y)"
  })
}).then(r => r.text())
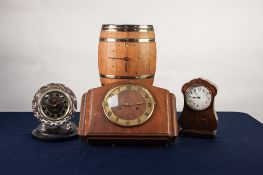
top-left (78, 81), bottom-right (178, 146)
top-left (179, 78), bottom-right (218, 138)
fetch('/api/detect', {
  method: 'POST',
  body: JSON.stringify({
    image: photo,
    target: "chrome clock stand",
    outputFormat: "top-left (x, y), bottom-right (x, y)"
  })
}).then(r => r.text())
top-left (32, 121), bottom-right (77, 141)
top-left (32, 83), bottom-right (78, 141)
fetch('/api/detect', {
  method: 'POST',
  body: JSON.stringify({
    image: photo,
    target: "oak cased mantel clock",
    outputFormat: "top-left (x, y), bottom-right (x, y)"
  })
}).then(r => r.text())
top-left (78, 81), bottom-right (178, 146)
top-left (179, 78), bottom-right (218, 138)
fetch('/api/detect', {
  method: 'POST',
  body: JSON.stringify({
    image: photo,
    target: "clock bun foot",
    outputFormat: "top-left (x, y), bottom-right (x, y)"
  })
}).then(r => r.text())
top-left (179, 129), bottom-right (216, 138)
top-left (32, 122), bottom-right (78, 141)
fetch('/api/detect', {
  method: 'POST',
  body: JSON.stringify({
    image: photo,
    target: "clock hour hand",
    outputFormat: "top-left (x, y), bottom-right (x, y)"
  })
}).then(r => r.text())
top-left (45, 99), bottom-right (59, 107)
top-left (108, 56), bottom-right (129, 72)
top-left (125, 59), bottom-right (128, 72)
top-left (108, 57), bottom-right (123, 60)
top-left (119, 102), bottom-right (146, 107)
top-left (108, 56), bottom-right (128, 61)
top-left (135, 102), bottom-right (146, 105)
top-left (46, 103), bottom-right (56, 107)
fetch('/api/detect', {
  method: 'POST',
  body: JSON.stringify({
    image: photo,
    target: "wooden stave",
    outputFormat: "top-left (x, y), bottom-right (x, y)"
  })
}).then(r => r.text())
top-left (98, 25), bottom-right (156, 86)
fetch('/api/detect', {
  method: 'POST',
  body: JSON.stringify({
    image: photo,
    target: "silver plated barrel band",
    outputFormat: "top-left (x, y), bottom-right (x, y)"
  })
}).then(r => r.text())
top-left (100, 74), bottom-right (154, 79)
top-left (99, 38), bottom-right (155, 42)
top-left (101, 24), bottom-right (154, 32)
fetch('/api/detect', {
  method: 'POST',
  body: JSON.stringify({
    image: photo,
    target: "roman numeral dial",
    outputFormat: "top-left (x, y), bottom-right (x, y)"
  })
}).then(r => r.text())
top-left (102, 84), bottom-right (155, 127)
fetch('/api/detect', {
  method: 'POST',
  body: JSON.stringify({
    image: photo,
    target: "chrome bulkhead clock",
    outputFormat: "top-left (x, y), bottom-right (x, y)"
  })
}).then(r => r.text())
top-left (32, 83), bottom-right (77, 141)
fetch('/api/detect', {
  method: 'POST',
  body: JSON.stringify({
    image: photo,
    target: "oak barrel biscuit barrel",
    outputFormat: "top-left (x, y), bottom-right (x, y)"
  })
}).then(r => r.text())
top-left (98, 24), bottom-right (156, 85)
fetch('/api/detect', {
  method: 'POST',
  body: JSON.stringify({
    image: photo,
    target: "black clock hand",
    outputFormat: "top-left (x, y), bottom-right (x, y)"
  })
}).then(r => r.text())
top-left (46, 102), bottom-right (61, 107)
top-left (125, 59), bottom-right (128, 72)
top-left (131, 102), bottom-right (146, 106)
top-left (109, 57), bottom-right (122, 60)
top-left (119, 102), bottom-right (146, 107)
top-left (108, 57), bottom-right (128, 61)
top-left (109, 56), bottom-right (129, 72)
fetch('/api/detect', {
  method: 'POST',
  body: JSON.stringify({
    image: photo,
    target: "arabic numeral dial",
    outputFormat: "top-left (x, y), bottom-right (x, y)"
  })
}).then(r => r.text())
top-left (186, 85), bottom-right (212, 111)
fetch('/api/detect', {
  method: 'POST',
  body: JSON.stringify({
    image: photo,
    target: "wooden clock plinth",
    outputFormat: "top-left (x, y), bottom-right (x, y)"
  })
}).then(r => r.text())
top-left (180, 129), bottom-right (216, 138)
top-left (179, 108), bottom-right (218, 138)
top-left (78, 81), bottom-right (179, 146)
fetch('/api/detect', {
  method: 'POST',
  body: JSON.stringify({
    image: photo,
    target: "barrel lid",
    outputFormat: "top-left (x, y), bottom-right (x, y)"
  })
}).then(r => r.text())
top-left (101, 24), bottom-right (154, 32)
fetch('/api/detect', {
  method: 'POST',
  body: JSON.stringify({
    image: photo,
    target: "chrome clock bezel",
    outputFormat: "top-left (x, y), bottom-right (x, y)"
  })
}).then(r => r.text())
top-left (32, 83), bottom-right (77, 127)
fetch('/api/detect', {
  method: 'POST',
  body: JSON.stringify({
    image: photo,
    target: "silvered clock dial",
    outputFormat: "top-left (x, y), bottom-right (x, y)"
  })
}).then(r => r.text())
top-left (32, 83), bottom-right (77, 141)
top-left (185, 85), bottom-right (212, 111)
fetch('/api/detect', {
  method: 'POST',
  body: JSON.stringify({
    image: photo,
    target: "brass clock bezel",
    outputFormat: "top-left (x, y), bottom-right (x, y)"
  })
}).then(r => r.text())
top-left (102, 83), bottom-right (155, 127)
top-left (185, 84), bottom-right (213, 111)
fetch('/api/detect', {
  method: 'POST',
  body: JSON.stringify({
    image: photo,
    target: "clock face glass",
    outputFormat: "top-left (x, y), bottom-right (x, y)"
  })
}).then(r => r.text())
top-left (102, 84), bottom-right (155, 127)
top-left (186, 85), bottom-right (212, 111)
top-left (40, 91), bottom-right (69, 120)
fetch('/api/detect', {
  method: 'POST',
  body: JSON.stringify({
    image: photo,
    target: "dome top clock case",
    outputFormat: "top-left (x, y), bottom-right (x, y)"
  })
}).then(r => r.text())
top-left (179, 78), bottom-right (218, 138)
top-left (78, 81), bottom-right (178, 146)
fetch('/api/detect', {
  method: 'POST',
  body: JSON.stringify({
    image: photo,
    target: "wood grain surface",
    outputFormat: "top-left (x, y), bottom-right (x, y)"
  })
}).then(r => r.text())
top-left (98, 28), bottom-right (156, 86)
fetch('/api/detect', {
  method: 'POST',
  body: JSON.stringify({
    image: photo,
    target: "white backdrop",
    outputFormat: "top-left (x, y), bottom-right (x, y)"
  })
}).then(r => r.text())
top-left (0, 0), bottom-right (263, 123)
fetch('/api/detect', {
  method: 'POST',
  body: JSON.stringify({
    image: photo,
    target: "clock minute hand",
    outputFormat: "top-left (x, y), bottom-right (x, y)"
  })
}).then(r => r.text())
top-left (120, 102), bottom-right (146, 107)
top-left (135, 102), bottom-right (146, 105)
top-left (108, 56), bottom-right (129, 72)
top-left (108, 57), bottom-right (127, 60)
top-left (124, 56), bottom-right (129, 72)
top-left (46, 103), bottom-right (58, 107)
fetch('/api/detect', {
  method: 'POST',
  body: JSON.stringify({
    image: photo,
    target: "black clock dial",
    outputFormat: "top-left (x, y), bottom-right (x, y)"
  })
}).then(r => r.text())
top-left (40, 91), bottom-right (69, 120)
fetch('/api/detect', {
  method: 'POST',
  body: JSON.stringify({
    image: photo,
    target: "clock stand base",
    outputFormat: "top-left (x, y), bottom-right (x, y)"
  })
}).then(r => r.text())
top-left (179, 129), bottom-right (216, 138)
top-left (80, 136), bottom-right (174, 147)
top-left (32, 121), bottom-right (78, 141)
